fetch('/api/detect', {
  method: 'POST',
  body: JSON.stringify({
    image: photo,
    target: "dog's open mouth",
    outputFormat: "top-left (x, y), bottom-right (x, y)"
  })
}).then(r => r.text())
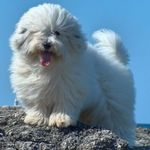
top-left (39, 51), bottom-right (53, 67)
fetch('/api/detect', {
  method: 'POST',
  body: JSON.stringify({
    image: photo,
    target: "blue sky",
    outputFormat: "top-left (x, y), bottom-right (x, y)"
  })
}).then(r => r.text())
top-left (0, 0), bottom-right (149, 124)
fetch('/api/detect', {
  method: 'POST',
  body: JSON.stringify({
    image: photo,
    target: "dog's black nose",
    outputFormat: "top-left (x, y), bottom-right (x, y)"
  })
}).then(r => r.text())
top-left (43, 42), bottom-right (52, 49)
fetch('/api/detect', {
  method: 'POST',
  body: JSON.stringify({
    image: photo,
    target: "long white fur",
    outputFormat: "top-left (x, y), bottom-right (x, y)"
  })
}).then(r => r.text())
top-left (10, 3), bottom-right (135, 145)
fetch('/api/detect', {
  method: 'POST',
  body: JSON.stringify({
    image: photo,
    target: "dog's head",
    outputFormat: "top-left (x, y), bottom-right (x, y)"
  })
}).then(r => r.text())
top-left (10, 3), bottom-right (86, 67)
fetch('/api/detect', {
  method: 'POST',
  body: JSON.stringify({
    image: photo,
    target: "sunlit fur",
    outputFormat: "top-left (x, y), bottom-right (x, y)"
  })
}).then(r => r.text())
top-left (10, 3), bottom-right (135, 145)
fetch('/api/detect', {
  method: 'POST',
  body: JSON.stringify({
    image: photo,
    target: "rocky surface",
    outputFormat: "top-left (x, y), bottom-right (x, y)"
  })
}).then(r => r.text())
top-left (0, 106), bottom-right (149, 150)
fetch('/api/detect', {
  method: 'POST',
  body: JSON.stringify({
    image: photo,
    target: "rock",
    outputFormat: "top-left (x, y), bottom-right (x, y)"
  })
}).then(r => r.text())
top-left (135, 128), bottom-right (150, 149)
top-left (0, 106), bottom-right (149, 150)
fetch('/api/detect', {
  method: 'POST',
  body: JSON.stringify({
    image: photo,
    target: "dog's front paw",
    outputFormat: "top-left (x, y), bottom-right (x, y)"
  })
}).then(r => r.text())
top-left (24, 113), bottom-right (48, 125)
top-left (49, 113), bottom-right (76, 127)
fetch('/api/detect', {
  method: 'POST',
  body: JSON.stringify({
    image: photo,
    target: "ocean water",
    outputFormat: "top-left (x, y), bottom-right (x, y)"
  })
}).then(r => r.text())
top-left (137, 124), bottom-right (150, 128)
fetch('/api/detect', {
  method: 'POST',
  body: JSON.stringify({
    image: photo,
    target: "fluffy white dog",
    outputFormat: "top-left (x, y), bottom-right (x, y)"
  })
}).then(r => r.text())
top-left (10, 3), bottom-right (135, 145)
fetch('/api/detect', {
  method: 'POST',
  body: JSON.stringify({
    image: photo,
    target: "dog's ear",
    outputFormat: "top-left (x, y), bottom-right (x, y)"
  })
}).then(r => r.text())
top-left (10, 26), bottom-right (29, 52)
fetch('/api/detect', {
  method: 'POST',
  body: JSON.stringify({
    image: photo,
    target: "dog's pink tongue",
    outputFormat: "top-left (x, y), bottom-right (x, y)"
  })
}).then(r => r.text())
top-left (40, 51), bottom-right (52, 67)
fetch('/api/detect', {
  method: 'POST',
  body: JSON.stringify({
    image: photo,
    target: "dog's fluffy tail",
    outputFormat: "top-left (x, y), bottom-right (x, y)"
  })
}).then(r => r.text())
top-left (92, 29), bottom-right (129, 65)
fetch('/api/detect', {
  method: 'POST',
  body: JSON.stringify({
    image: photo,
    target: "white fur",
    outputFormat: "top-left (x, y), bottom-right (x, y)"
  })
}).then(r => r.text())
top-left (10, 3), bottom-right (135, 145)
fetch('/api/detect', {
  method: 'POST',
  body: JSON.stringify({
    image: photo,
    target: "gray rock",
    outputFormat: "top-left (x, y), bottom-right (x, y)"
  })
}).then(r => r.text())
top-left (0, 106), bottom-right (149, 150)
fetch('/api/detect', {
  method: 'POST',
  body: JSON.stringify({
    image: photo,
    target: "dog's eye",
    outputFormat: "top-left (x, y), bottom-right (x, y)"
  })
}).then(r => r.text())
top-left (74, 35), bottom-right (80, 39)
top-left (19, 28), bottom-right (27, 34)
top-left (54, 31), bottom-right (60, 36)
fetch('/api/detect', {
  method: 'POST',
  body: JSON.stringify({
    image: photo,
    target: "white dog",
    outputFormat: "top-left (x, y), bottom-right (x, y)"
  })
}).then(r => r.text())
top-left (10, 3), bottom-right (135, 145)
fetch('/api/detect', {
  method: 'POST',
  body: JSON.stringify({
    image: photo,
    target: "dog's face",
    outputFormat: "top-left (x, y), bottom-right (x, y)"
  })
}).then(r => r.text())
top-left (10, 3), bottom-right (86, 66)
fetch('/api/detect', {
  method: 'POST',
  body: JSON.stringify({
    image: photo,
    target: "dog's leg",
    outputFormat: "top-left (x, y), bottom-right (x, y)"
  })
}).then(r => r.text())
top-left (49, 113), bottom-right (76, 127)
top-left (24, 110), bottom-right (48, 125)
top-left (48, 104), bottom-right (80, 127)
